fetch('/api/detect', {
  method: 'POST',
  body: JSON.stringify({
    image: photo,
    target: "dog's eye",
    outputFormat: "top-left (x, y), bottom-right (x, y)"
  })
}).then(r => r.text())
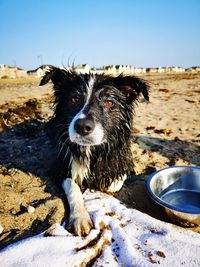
top-left (70, 97), bottom-right (80, 105)
top-left (102, 100), bottom-right (114, 108)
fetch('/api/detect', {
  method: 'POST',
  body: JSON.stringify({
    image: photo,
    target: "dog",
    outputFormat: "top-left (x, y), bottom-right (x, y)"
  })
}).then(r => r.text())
top-left (40, 66), bottom-right (149, 236)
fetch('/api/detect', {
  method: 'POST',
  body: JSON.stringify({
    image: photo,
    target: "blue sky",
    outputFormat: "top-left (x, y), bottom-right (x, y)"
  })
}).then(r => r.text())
top-left (0, 0), bottom-right (200, 70)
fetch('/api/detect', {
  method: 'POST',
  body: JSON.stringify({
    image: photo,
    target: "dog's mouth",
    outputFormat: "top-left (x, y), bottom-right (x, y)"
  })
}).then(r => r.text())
top-left (70, 134), bottom-right (105, 146)
top-left (71, 136), bottom-right (99, 146)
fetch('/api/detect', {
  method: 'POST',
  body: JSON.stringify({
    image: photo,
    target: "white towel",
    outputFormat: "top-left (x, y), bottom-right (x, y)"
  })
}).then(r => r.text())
top-left (0, 190), bottom-right (199, 267)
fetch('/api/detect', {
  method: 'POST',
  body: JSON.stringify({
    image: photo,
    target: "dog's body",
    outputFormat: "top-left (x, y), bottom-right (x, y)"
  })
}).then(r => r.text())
top-left (40, 67), bottom-right (149, 235)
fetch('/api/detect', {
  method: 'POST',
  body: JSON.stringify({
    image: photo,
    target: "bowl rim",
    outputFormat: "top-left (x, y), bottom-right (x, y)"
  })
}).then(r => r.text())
top-left (146, 166), bottom-right (200, 214)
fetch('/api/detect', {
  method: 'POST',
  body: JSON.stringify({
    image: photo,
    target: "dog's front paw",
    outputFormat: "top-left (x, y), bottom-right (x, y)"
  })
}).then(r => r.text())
top-left (69, 209), bottom-right (93, 236)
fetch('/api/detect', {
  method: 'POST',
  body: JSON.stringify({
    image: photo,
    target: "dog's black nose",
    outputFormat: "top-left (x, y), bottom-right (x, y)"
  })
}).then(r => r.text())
top-left (74, 118), bottom-right (95, 136)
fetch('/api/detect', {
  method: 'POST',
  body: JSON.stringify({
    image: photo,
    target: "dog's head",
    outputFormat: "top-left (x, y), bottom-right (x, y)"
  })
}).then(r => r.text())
top-left (40, 66), bottom-right (149, 147)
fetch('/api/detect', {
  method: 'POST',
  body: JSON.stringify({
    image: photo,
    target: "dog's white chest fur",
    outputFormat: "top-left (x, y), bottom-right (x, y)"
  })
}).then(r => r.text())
top-left (70, 147), bottom-right (91, 185)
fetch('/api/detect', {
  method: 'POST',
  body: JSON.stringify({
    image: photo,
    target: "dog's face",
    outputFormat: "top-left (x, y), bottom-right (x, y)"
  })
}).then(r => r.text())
top-left (40, 67), bottom-right (149, 146)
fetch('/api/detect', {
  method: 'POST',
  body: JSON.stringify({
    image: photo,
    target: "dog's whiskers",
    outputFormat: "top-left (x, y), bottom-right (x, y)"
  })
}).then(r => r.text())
top-left (57, 135), bottom-right (69, 157)
top-left (56, 123), bottom-right (69, 128)
top-left (63, 146), bottom-right (70, 161)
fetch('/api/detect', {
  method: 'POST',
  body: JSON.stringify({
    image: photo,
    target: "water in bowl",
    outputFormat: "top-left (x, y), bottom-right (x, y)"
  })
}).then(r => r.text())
top-left (160, 189), bottom-right (200, 212)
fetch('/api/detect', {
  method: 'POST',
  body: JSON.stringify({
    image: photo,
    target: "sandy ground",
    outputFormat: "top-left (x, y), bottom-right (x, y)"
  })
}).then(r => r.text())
top-left (0, 72), bottom-right (200, 250)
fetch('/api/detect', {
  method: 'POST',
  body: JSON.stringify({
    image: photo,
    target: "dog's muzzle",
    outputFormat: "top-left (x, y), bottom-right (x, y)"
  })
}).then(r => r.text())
top-left (69, 117), bottom-right (105, 146)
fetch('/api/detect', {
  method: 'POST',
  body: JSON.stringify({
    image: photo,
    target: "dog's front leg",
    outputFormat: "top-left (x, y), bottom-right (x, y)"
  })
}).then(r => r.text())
top-left (62, 178), bottom-right (93, 236)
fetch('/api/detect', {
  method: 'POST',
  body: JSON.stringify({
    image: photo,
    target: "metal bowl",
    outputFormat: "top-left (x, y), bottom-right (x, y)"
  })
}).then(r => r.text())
top-left (146, 166), bottom-right (200, 227)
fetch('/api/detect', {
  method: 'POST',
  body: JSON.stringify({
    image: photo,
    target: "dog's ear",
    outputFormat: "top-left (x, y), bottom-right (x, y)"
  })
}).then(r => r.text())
top-left (39, 66), bottom-right (66, 86)
top-left (114, 75), bottom-right (149, 103)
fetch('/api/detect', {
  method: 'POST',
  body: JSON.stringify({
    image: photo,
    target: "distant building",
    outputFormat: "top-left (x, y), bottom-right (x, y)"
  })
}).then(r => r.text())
top-left (90, 67), bottom-right (104, 74)
top-left (0, 64), bottom-right (27, 78)
top-left (27, 65), bottom-right (51, 77)
top-left (186, 66), bottom-right (200, 72)
top-left (74, 64), bottom-right (91, 73)
top-left (146, 68), bottom-right (158, 73)
top-left (158, 67), bottom-right (165, 73)
top-left (171, 66), bottom-right (185, 73)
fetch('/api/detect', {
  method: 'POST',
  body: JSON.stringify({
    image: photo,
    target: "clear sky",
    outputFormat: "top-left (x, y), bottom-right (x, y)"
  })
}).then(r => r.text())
top-left (0, 0), bottom-right (200, 70)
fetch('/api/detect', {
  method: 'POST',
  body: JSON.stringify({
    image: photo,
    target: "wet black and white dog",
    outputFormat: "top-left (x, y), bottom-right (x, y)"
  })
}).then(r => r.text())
top-left (40, 66), bottom-right (149, 236)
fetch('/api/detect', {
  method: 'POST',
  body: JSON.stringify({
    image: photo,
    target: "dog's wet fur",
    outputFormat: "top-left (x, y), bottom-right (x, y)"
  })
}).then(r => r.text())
top-left (40, 66), bottom-right (149, 235)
